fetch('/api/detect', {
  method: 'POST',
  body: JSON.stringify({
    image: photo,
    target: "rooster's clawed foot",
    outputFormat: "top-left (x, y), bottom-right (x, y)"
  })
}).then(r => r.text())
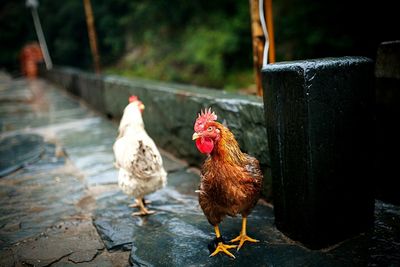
top-left (209, 242), bottom-right (237, 258)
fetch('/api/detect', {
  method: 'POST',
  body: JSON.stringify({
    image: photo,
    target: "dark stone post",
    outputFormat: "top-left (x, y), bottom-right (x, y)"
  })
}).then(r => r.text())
top-left (375, 41), bottom-right (400, 205)
top-left (262, 57), bottom-right (375, 249)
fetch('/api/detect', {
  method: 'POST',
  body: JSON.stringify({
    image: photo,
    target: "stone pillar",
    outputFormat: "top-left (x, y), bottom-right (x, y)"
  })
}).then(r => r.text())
top-left (262, 57), bottom-right (375, 249)
top-left (375, 41), bottom-right (400, 205)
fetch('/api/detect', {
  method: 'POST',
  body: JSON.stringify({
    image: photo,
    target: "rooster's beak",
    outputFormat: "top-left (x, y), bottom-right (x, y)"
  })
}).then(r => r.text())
top-left (192, 132), bottom-right (201, 140)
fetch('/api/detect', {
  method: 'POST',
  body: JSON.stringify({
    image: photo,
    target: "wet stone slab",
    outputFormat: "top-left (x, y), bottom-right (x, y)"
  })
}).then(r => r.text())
top-left (94, 169), bottom-right (400, 267)
top-left (0, 134), bottom-right (44, 177)
top-left (93, 168), bottom-right (202, 251)
top-left (0, 79), bottom-right (90, 133)
top-left (56, 118), bottom-right (119, 186)
top-left (0, 75), bottom-right (134, 265)
top-left (0, 140), bottom-right (82, 247)
top-left (127, 203), bottom-right (280, 267)
top-left (98, 200), bottom-right (400, 267)
top-left (5, 219), bottom-right (105, 267)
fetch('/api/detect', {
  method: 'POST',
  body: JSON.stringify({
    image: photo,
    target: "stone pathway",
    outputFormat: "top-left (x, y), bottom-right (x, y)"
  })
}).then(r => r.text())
top-left (0, 75), bottom-right (133, 266)
top-left (0, 73), bottom-right (399, 266)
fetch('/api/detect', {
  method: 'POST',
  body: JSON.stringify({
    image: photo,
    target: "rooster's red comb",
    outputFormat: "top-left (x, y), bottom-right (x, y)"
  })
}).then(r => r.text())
top-left (194, 108), bottom-right (217, 132)
top-left (129, 95), bottom-right (138, 103)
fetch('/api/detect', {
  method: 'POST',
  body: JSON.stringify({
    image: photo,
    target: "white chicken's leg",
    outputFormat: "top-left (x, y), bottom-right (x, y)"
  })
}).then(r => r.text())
top-left (128, 198), bottom-right (152, 208)
top-left (131, 198), bottom-right (155, 216)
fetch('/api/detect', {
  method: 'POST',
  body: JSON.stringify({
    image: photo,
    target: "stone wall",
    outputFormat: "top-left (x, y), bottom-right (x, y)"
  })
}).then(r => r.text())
top-left (42, 67), bottom-right (272, 197)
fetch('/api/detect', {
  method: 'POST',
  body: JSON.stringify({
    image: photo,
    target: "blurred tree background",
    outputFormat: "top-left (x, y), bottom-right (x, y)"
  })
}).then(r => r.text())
top-left (0, 0), bottom-right (398, 91)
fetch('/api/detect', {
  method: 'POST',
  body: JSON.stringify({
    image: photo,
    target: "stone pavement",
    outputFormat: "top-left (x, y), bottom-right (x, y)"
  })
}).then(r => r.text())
top-left (0, 73), bottom-right (399, 266)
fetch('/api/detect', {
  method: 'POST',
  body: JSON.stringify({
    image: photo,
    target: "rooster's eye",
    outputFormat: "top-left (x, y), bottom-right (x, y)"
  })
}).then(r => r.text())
top-left (207, 126), bottom-right (213, 132)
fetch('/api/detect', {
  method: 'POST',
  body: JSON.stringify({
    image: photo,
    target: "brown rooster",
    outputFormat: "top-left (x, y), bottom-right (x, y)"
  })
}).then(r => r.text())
top-left (192, 108), bottom-right (263, 258)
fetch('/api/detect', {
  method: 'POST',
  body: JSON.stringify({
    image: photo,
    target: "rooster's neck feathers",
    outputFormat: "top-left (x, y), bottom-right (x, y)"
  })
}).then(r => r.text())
top-left (211, 123), bottom-right (247, 165)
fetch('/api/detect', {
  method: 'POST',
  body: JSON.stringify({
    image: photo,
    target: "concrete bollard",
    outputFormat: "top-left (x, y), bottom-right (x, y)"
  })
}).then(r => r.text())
top-left (262, 57), bottom-right (375, 249)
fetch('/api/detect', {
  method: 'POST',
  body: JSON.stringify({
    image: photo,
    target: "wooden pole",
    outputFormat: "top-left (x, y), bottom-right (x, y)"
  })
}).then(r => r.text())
top-left (83, 0), bottom-right (101, 74)
top-left (249, 0), bottom-right (264, 96)
top-left (265, 0), bottom-right (275, 63)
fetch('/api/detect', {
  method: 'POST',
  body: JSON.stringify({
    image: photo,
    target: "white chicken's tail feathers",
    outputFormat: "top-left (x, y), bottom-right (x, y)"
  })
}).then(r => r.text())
top-left (118, 167), bottom-right (167, 198)
top-left (118, 167), bottom-right (167, 183)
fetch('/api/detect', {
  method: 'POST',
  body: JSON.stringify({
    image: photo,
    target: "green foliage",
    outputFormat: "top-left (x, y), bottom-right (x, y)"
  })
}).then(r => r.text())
top-left (0, 1), bottom-right (34, 73)
top-left (1, 0), bottom-right (397, 89)
top-left (108, 1), bottom-right (253, 89)
top-left (0, 0), bottom-right (255, 89)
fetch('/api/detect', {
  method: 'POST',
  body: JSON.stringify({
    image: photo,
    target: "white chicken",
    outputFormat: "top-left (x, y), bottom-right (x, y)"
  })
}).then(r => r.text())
top-left (113, 95), bottom-right (167, 216)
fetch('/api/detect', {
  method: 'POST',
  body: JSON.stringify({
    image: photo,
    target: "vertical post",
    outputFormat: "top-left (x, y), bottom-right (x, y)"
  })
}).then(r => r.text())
top-left (249, 0), bottom-right (264, 96)
top-left (26, 0), bottom-right (53, 70)
top-left (83, 0), bottom-right (101, 74)
top-left (250, 0), bottom-right (276, 95)
top-left (262, 57), bottom-right (375, 249)
top-left (265, 0), bottom-right (275, 63)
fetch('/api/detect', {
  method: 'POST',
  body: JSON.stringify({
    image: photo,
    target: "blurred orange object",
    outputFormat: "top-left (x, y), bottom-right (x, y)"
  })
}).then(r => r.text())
top-left (20, 42), bottom-right (43, 79)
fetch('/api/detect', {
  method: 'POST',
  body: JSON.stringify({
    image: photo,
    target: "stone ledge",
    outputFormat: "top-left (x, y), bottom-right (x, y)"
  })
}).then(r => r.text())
top-left (42, 67), bottom-right (269, 167)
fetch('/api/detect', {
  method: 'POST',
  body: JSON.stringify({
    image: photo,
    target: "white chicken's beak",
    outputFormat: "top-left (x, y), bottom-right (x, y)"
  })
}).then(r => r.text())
top-left (139, 103), bottom-right (145, 110)
top-left (192, 132), bottom-right (201, 140)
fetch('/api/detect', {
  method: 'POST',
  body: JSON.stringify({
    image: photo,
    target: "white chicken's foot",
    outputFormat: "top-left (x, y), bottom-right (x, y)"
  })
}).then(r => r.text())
top-left (130, 198), bottom-right (156, 216)
top-left (131, 210), bottom-right (156, 216)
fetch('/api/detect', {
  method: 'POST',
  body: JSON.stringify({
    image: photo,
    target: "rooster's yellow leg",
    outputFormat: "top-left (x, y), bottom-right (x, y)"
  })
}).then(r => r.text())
top-left (209, 225), bottom-right (237, 258)
top-left (230, 217), bottom-right (259, 251)
top-left (131, 198), bottom-right (155, 216)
